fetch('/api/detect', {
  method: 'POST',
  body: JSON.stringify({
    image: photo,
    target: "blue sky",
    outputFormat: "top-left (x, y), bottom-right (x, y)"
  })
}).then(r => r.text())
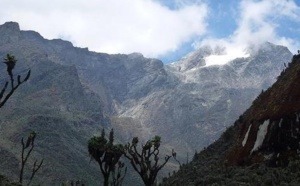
top-left (156, 0), bottom-right (241, 62)
top-left (0, 0), bottom-right (300, 63)
top-left (157, 0), bottom-right (300, 62)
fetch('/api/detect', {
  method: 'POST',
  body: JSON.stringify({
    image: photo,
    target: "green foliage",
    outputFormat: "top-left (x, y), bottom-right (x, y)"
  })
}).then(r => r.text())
top-left (88, 136), bottom-right (108, 160)
top-left (88, 129), bottom-right (126, 186)
top-left (4, 54), bottom-right (17, 78)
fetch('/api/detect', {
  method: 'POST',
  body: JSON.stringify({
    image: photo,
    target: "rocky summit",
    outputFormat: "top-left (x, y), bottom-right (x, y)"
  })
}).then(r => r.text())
top-left (0, 22), bottom-right (293, 185)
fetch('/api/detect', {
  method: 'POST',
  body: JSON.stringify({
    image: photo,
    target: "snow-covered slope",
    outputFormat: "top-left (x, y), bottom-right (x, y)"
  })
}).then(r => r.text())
top-left (113, 42), bottom-right (293, 158)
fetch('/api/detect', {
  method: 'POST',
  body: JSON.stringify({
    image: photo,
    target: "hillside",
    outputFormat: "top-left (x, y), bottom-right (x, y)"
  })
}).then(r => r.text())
top-left (162, 54), bottom-right (300, 185)
top-left (0, 57), bottom-right (104, 185)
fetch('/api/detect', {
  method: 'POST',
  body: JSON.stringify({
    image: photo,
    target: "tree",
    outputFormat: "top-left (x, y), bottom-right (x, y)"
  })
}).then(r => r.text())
top-left (110, 161), bottom-right (127, 186)
top-left (20, 131), bottom-right (44, 185)
top-left (123, 136), bottom-right (174, 186)
top-left (88, 129), bottom-right (126, 186)
top-left (0, 54), bottom-right (30, 108)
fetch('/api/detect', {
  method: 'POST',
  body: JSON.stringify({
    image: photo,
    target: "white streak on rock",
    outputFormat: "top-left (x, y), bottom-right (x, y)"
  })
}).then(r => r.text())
top-left (251, 120), bottom-right (270, 154)
top-left (242, 124), bottom-right (252, 147)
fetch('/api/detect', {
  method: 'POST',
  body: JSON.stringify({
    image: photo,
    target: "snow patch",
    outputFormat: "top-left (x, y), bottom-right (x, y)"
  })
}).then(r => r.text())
top-left (204, 50), bottom-right (249, 66)
top-left (242, 124), bottom-right (252, 147)
top-left (251, 120), bottom-right (270, 154)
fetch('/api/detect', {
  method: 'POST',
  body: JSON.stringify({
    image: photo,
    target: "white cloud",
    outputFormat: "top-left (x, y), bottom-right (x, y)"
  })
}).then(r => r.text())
top-left (234, 0), bottom-right (300, 49)
top-left (0, 0), bottom-right (208, 58)
top-left (194, 0), bottom-right (300, 65)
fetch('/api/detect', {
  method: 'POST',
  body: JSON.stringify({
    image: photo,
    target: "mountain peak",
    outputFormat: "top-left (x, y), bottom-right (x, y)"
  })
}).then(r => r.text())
top-left (0, 21), bottom-right (22, 44)
top-left (0, 21), bottom-right (20, 32)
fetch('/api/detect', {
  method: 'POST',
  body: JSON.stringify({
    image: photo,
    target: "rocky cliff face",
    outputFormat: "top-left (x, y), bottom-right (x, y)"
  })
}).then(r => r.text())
top-left (162, 52), bottom-right (300, 186)
top-left (0, 22), bottom-right (294, 184)
top-left (226, 54), bottom-right (300, 166)
top-left (116, 42), bottom-right (292, 156)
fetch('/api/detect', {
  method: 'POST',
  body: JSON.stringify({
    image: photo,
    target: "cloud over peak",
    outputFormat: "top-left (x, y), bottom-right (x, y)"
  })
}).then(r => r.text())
top-left (193, 0), bottom-right (300, 64)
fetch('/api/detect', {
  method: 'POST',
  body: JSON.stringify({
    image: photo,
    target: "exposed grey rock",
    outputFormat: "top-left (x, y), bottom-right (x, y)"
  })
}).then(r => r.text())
top-left (0, 22), bottom-right (293, 184)
top-left (117, 41), bottom-right (292, 157)
top-left (0, 22), bottom-right (22, 44)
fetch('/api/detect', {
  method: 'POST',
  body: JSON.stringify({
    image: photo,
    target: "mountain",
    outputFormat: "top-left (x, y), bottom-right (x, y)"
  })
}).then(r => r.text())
top-left (0, 22), bottom-right (293, 184)
top-left (162, 53), bottom-right (300, 185)
top-left (0, 23), bottom-right (109, 185)
top-left (119, 42), bottom-right (292, 155)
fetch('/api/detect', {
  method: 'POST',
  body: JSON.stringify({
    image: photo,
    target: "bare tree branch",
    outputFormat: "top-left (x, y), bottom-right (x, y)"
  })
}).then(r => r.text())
top-left (123, 136), bottom-right (174, 186)
top-left (0, 54), bottom-right (31, 108)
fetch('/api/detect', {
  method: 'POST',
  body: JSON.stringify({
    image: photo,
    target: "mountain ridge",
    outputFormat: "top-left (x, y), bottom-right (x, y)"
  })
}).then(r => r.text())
top-left (0, 21), bottom-right (294, 185)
